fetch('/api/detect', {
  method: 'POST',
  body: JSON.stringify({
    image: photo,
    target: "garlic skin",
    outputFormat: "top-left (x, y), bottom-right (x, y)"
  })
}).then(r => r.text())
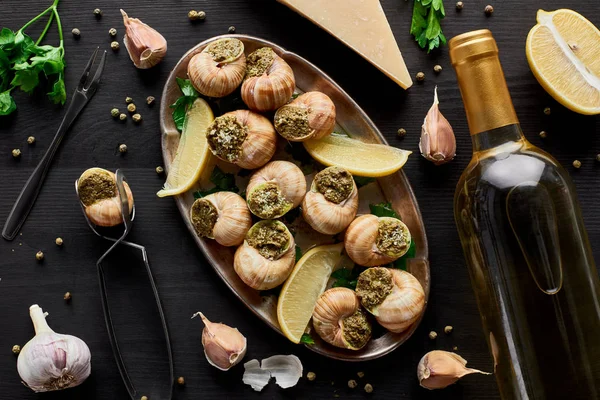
top-left (234, 220), bottom-right (295, 290)
top-left (188, 38), bottom-right (246, 98)
top-left (418, 350), bottom-right (491, 390)
top-left (419, 86), bottom-right (456, 165)
top-left (77, 168), bottom-right (134, 227)
top-left (190, 191), bottom-right (252, 247)
top-left (355, 268), bottom-right (425, 333)
top-left (17, 305), bottom-right (91, 392)
top-left (274, 92), bottom-right (336, 141)
top-left (242, 47), bottom-right (295, 112)
top-left (344, 214), bottom-right (411, 267)
top-left (193, 312), bottom-right (247, 371)
top-left (312, 288), bottom-right (372, 350)
top-left (206, 110), bottom-right (277, 170)
top-left (246, 161), bottom-right (306, 219)
top-left (120, 9), bottom-right (167, 69)
top-left (302, 166), bottom-right (358, 235)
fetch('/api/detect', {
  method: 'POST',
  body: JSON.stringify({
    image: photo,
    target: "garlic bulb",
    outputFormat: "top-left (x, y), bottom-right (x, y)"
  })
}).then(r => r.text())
top-left (312, 288), bottom-right (372, 350)
top-left (355, 268), bottom-right (425, 333)
top-left (17, 305), bottom-right (91, 392)
top-left (274, 91), bottom-right (336, 141)
top-left (246, 161), bottom-right (306, 219)
top-left (120, 9), bottom-right (167, 69)
top-left (418, 350), bottom-right (491, 390)
top-left (344, 214), bottom-right (411, 267)
top-left (190, 191), bottom-right (252, 247)
top-left (192, 312), bottom-right (247, 371)
top-left (302, 166), bottom-right (358, 235)
top-left (77, 168), bottom-right (134, 227)
top-left (188, 38), bottom-right (246, 98)
top-left (206, 110), bottom-right (277, 170)
top-left (241, 47), bottom-right (295, 112)
top-left (234, 220), bottom-right (295, 290)
top-left (419, 86), bottom-right (456, 165)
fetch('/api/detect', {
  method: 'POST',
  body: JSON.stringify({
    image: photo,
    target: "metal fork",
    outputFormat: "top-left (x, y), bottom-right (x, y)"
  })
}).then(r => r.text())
top-left (2, 47), bottom-right (107, 240)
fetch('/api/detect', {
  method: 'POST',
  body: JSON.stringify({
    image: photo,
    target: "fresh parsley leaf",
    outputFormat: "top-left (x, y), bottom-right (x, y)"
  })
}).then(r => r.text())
top-left (295, 245), bottom-right (302, 263)
top-left (354, 176), bottom-right (375, 189)
top-left (300, 333), bottom-right (315, 345)
top-left (369, 202), bottom-right (401, 219)
top-left (0, 90), bottom-right (16, 115)
top-left (386, 240), bottom-right (416, 270)
top-left (0, 28), bottom-right (15, 46)
top-left (193, 166), bottom-right (239, 198)
top-left (11, 66), bottom-right (39, 93)
top-left (410, 0), bottom-right (446, 53)
top-left (331, 267), bottom-right (362, 290)
top-left (176, 77), bottom-right (198, 97)
top-left (291, 93), bottom-right (300, 100)
top-left (171, 78), bottom-right (200, 131)
top-left (47, 73), bottom-right (66, 105)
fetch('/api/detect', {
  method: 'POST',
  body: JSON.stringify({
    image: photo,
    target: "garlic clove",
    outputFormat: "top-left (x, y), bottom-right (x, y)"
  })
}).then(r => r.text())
top-left (243, 359), bottom-right (271, 391)
top-left (417, 350), bottom-right (491, 390)
top-left (193, 312), bottom-right (247, 371)
top-left (261, 355), bottom-right (303, 389)
top-left (419, 86), bottom-right (456, 165)
top-left (120, 9), bottom-right (167, 69)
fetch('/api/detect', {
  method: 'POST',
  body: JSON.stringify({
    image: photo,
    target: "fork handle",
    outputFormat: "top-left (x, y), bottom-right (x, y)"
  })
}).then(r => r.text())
top-left (2, 95), bottom-right (86, 241)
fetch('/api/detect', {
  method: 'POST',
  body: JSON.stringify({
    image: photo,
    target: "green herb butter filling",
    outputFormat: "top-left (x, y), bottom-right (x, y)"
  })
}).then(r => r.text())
top-left (274, 105), bottom-right (311, 140)
top-left (247, 182), bottom-right (291, 219)
top-left (245, 47), bottom-right (276, 79)
top-left (206, 115), bottom-right (248, 163)
top-left (314, 166), bottom-right (354, 204)
top-left (191, 199), bottom-right (218, 238)
top-left (356, 268), bottom-right (393, 310)
top-left (78, 172), bottom-right (116, 206)
top-left (206, 38), bottom-right (243, 63)
top-left (246, 221), bottom-right (290, 260)
top-left (342, 309), bottom-right (372, 349)
top-left (376, 219), bottom-right (410, 257)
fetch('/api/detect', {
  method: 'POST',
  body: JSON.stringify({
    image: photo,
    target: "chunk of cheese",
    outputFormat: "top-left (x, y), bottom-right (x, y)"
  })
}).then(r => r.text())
top-left (278, 0), bottom-right (413, 89)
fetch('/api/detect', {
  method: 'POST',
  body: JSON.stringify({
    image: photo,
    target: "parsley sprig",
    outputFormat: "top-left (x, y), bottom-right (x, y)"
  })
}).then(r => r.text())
top-left (410, 0), bottom-right (447, 53)
top-left (170, 78), bottom-right (199, 131)
top-left (0, 0), bottom-right (66, 116)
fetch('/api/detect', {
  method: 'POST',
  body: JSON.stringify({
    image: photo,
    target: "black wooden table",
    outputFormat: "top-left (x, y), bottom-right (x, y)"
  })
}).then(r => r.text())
top-left (1, 1), bottom-right (599, 399)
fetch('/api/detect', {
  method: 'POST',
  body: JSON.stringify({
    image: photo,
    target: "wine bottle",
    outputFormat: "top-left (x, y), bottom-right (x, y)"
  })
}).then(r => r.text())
top-left (450, 29), bottom-right (600, 399)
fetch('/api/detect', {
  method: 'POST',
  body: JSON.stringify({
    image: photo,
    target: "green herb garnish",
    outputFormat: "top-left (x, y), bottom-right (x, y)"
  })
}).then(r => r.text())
top-left (0, 0), bottom-right (66, 116)
top-left (295, 245), bottom-right (302, 263)
top-left (369, 202), bottom-right (401, 219)
top-left (170, 77), bottom-right (199, 131)
top-left (354, 176), bottom-right (375, 189)
top-left (385, 240), bottom-right (416, 270)
top-left (300, 333), bottom-right (315, 345)
top-left (193, 166), bottom-right (239, 198)
top-left (410, 0), bottom-right (447, 53)
top-left (331, 266), bottom-right (365, 290)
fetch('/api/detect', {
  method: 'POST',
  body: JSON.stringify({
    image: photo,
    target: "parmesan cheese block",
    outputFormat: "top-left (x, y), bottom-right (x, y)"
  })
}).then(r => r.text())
top-left (278, 0), bottom-right (413, 89)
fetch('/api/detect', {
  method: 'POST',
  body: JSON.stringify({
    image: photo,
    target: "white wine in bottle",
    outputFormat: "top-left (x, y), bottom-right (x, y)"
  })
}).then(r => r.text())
top-left (450, 29), bottom-right (600, 400)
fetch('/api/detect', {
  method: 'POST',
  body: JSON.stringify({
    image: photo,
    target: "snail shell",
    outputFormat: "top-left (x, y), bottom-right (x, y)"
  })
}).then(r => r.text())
top-left (355, 268), bottom-right (425, 333)
top-left (188, 38), bottom-right (246, 98)
top-left (274, 92), bottom-right (336, 142)
top-left (312, 287), bottom-right (372, 350)
top-left (246, 161), bottom-right (306, 219)
top-left (190, 191), bottom-right (252, 247)
top-left (206, 110), bottom-right (277, 170)
top-left (77, 168), bottom-right (134, 227)
top-left (241, 47), bottom-right (295, 112)
top-left (345, 214), bottom-right (411, 267)
top-left (234, 220), bottom-right (295, 290)
top-left (302, 166), bottom-right (358, 235)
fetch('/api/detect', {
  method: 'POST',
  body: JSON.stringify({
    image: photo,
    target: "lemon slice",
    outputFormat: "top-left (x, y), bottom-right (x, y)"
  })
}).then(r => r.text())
top-left (157, 98), bottom-right (214, 197)
top-left (277, 243), bottom-right (344, 343)
top-left (303, 135), bottom-right (411, 177)
top-left (526, 9), bottom-right (600, 115)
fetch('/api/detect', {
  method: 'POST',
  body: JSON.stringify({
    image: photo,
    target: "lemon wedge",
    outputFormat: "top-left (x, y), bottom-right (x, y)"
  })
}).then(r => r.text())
top-left (277, 243), bottom-right (344, 343)
top-left (157, 98), bottom-right (214, 197)
top-left (303, 135), bottom-right (411, 177)
top-left (526, 9), bottom-right (600, 115)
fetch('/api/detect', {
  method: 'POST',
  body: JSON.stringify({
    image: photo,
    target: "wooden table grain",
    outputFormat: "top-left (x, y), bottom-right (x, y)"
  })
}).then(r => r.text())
top-left (1, 1), bottom-right (599, 399)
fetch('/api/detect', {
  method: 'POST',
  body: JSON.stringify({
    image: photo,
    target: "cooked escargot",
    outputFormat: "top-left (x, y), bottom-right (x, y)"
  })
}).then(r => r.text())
top-left (302, 166), bottom-right (358, 235)
top-left (190, 191), bottom-right (252, 247)
top-left (312, 287), bottom-right (372, 350)
top-left (344, 214), bottom-right (411, 267)
top-left (234, 220), bottom-right (295, 290)
top-left (355, 267), bottom-right (425, 333)
top-left (188, 38), bottom-right (246, 98)
top-left (246, 161), bottom-right (306, 219)
top-left (206, 110), bottom-right (277, 169)
top-left (241, 47), bottom-right (295, 112)
top-left (77, 168), bottom-right (133, 227)
top-left (274, 92), bottom-right (336, 142)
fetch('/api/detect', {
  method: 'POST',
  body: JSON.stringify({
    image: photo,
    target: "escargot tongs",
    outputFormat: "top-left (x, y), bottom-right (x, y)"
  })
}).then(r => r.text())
top-left (75, 169), bottom-right (174, 400)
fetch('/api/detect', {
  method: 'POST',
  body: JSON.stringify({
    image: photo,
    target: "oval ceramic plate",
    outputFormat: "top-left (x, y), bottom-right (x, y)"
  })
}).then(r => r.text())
top-left (160, 35), bottom-right (429, 361)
